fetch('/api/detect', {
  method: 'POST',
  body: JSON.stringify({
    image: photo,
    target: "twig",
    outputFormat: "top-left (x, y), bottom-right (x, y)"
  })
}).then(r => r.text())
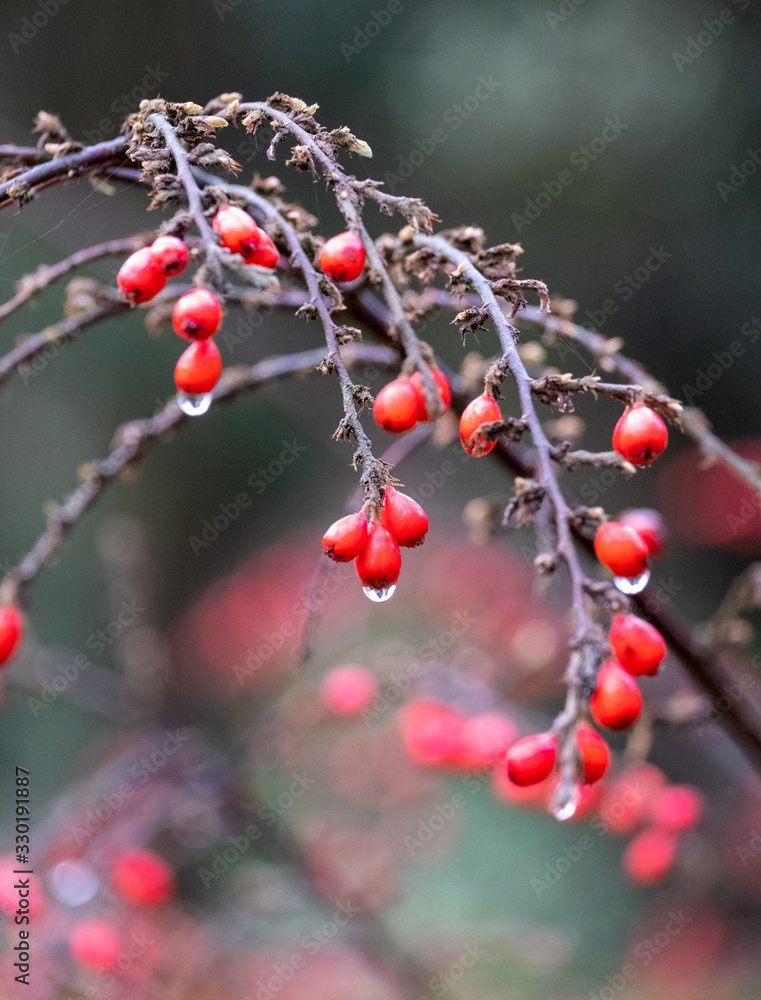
top-left (0, 136), bottom-right (127, 208)
top-left (146, 114), bottom-right (227, 290)
top-left (0, 234), bottom-right (151, 326)
top-left (0, 343), bottom-right (396, 606)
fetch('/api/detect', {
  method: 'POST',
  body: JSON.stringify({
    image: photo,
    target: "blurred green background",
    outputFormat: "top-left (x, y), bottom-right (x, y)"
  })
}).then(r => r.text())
top-left (0, 1), bottom-right (760, 996)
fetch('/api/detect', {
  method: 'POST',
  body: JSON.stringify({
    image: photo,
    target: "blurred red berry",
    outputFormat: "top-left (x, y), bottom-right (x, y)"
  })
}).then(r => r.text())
top-left (70, 920), bottom-right (121, 971)
top-left (373, 379), bottom-right (419, 434)
top-left (380, 486), bottom-right (429, 547)
top-left (613, 402), bottom-right (668, 466)
top-left (320, 665), bottom-right (377, 716)
top-left (172, 288), bottom-right (222, 341)
top-left (506, 733), bottom-right (557, 787)
top-left (576, 722), bottom-right (610, 784)
top-left (459, 395), bottom-right (501, 457)
top-left (591, 660), bottom-right (643, 731)
top-left (112, 850), bottom-right (175, 907)
top-left (598, 763), bottom-right (667, 835)
top-left (457, 711), bottom-right (517, 769)
top-left (117, 247), bottom-right (167, 303)
top-left (0, 606), bottom-right (23, 665)
top-left (354, 523), bottom-right (401, 592)
top-left (319, 231), bottom-right (365, 282)
top-left (411, 366), bottom-right (451, 421)
top-left (150, 235), bottom-right (189, 275)
top-left (610, 614), bottom-right (666, 676)
top-left (174, 340), bottom-right (222, 395)
top-left (648, 784), bottom-right (705, 832)
top-left (399, 699), bottom-right (465, 768)
top-left (594, 522), bottom-right (650, 578)
top-left (621, 508), bottom-right (667, 557)
top-left (322, 513), bottom-right (368, 562)
top-left (623, 828), bottom-right (678, 885)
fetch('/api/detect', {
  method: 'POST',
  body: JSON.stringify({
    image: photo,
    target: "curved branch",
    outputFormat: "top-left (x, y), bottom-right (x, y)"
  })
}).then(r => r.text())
top-left (0, 344), bottom-right (397, 607)
top-left (0, 137), bottom-right (127, 209)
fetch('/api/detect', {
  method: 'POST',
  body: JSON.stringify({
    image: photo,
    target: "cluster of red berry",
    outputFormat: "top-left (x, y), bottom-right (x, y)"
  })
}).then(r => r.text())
top-left (69, 850), bottom-right (175, 971)
top-left (316, 665), bottom-right (702, 886)
top-left (322, 486), bottom-right (429, 601)
top-left (372, 365), bottom-right (452, 433)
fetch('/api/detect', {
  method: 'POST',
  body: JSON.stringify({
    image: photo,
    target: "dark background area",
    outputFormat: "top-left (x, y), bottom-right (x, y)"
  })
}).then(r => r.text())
top-left (0, 1), bottom-right (760, 996)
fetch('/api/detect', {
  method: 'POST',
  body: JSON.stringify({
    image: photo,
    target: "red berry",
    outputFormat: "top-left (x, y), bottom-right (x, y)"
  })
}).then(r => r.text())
top-left (380, 486), bottom-right (429, 547)
top-left (174, 340), bottom-right (222, 395)
top-left (117, 247), bottom-right (167, 303)
top-left (459, 395), bottom-right (502, 457)
top-left (212, 205), bottom-right (259, 257)
top-left (594, 522), bottom-right (649, 579)
top-left (112, 850), bottom-right (175, 907)
top-left (322, 513), bottom-right (368, 562)
top-left (576, 723), bottom-right (610, 784)
top-left (621, 508), bottom-right (667, 558)
top-left (399, 699), bottom-right (466, 768)
top-left (319, 231), bottom-right (365, 283)
top-left (70, 920), bottom-right (121, 971)
top-left (598, 763), bottom-right (667, 835)
top-left (492, 765), bottom-right (555, 809)
top-left (172, 288), bottom-right (222, 341)
top-left (609, 614), bottom-right (666, 676)
top-left (354, 522), bottom-right (401, 592)
top-left (612, 402), bottom-right (668, 466)
top-left (410, 366), bottom-right (452, 421)
top-left (506, 733), bottom-right (557, 787)
top-left (0, 606), bottom-right (23, 665)
top-left (242, 227), bottom-right (279, 268)
top-left (623, 828), bottom-right (678, 885)
top-left (457, 711), bottom-right (517, 769)
top-left (373, 379), bottom-right (419, 434)
top-left (150, 235), bottom-right (189, 275)
top-left (320, 664), bottom-right (377, 716)
top-left (590, 660), bottom-right (643, 731)
top-left (647, 784), bottom-right (704, 831)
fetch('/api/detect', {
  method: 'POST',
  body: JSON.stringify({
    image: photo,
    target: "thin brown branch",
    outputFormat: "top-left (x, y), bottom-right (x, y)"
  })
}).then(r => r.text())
top-left (0, 136), bottom-right (127, 209)
top-left (0, 344), bottom-right (397, 607)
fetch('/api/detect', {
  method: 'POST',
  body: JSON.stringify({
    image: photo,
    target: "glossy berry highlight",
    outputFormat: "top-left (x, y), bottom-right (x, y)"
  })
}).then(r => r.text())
top-left (319, 231), bottom-right (365, 283)
top-left (590, 660), bottom-right (643, 731)
top-left (0, 606), bottom-right (24, 665)
top-left (380, 487), bottom-right (429, 548)
top-left (506, 733), bottom-right (557, 787)
top-left (612, 402), bottom-right (668, 466)
top-left (111, 850), bottom-right (175, 907)
top-left (150, 235), bottom-right (189, 275)
top-left (354, 522), bottom-right (401, 592)
top-left (117, 247), bottom-right (167, 304)
top-left (322, 513), bottom-right (368, 562)
top-left (373, 379), bottom-right (419, 434)
top-left (174, 340), bottom-right (222, 395)
top-left (594, 522), bottom-right (649, 579)
top-left (460, 395), bottom-right (502, 457)
top-left (172, 288), bottom-right (222, 341)
top-left (320, 664), bottom-right (377, 716)
top-left (609, 614), bottom-right (666, 676)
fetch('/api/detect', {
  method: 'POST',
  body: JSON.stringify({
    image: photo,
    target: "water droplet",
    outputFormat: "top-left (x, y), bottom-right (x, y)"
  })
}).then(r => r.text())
top-left (177, 391), bottom-right (213, 416)
top-left (47, 860), bottom-right (99, 906)
top-left (550, 783), bottom-right (580, 822)
top-left (614, 570), bottom-right (650, 595)
top-left (362, 584), bottom-right (397, 603)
